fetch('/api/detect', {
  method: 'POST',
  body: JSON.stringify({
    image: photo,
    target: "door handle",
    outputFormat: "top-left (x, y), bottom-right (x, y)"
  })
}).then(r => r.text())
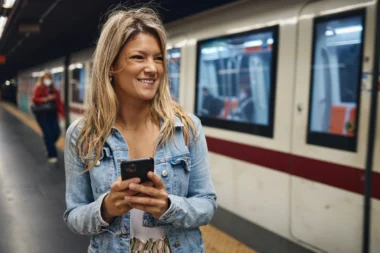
top-left (297, 103), bottom-right (303, 112)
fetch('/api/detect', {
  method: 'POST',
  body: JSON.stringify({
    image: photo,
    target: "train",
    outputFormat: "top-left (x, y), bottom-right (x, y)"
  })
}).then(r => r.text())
top-left (15, 0), bottom-right (380, 252)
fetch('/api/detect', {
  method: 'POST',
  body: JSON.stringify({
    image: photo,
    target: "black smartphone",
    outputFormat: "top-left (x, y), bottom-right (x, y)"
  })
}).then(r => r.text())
top-left (120, 158), bottom-right (154, 183)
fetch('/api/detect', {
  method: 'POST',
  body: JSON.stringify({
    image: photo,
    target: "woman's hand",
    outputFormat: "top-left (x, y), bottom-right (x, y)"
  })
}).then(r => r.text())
top-left (101, 177), bottom-right (153, 222)
top-left (124, 171), bottom-right (169, 219)
top-left (44, 94), bottom-right (56, 102)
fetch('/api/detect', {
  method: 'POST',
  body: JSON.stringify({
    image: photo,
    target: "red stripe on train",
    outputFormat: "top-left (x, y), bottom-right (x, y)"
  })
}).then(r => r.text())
top-left (69, 107), bottom-right (85, 114)
top-left (206, 136), bottom-right (380, 200)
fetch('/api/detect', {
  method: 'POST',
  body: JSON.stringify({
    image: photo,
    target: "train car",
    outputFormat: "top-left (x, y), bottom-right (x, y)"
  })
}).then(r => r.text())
top-left (17, 0), bottom-right (380, 252)
top-left (166, 1), bottom-right (379, 252)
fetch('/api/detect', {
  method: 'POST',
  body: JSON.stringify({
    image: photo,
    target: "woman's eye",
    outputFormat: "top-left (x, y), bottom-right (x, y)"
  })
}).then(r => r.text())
top-left (131, 55), bottom-right (144, 60)
top-left (155, 56), bottom-right (163, 62)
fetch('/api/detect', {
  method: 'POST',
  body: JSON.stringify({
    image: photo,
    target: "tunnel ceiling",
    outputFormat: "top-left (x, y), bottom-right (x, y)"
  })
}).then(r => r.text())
top-left (0, 0), bottom-right (240, 80)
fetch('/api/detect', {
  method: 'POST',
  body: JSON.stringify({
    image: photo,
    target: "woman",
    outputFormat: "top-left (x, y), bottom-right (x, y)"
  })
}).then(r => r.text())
top-left (63, 7), bottom-right (217, 253)
top-left (32, 72), bottom-right (65, 163)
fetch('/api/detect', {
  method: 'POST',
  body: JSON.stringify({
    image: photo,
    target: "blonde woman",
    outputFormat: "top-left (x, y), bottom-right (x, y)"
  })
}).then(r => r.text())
top-left (63, 7), bottom-right (217, 253)
top-left (32, 72), bottom-right (65, 163)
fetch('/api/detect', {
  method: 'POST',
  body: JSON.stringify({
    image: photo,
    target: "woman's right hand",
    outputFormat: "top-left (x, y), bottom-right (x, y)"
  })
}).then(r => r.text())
top-left (101, 177), bottom-right (152, 222)
top-left (44, 94), bottom-right (56, 102)
top-left (47, 94), bottom-right (56, 101)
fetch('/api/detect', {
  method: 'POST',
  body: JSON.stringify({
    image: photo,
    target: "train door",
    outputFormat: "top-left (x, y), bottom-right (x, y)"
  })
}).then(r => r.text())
top-left (368, 16), bottom-right (380, 253)
top-left (290, 1), bottom-right (377, 252)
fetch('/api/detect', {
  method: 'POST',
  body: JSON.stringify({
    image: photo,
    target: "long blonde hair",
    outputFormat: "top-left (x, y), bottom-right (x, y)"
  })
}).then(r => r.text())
top-left (75, 7), bottom-right (196, 170)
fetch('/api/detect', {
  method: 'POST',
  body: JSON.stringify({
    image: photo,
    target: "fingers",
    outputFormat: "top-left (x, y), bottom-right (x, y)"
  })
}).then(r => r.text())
top-left (123, 181), bottom-right (154, 197)
top-left (124, 195), bottom-right (166, 206)
top-left (111, 176), bottom-right (140, 192)
top-left (124, 195), bottom-right (169, 219)
top-left (129, 182), bottom-right (168, 199)
top-left (147, 171), bottom-right (166, 190)
top-left (128, 203), bottom-right (163, 214)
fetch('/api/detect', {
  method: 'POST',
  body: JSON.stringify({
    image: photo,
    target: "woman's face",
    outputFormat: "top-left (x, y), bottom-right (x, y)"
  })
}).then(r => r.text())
top-left (42, 75), bottom-right (52, 86)
top-left (112, 33), bottom-right (163, 101)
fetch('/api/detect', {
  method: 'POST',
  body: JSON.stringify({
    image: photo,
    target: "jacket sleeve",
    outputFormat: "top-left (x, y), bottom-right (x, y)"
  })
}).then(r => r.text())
top-left (54, 89), bottom-right (65, 117)
top-left (158, 115), bottom-right (217, 228)
top-left (32, 85), bottom-right (46, 104)
top-left (63, 120), bottom-right (110, 235)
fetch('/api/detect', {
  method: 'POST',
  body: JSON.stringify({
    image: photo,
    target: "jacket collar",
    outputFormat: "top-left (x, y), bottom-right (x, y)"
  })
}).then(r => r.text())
top-left (174, 115), bottom-right (184, 128)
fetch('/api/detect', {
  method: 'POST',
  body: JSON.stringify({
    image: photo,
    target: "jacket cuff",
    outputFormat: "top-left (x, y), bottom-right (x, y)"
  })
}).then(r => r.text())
top-left (158, 194), bottom-right (181, 223)
top-left (95, 192), bottom-right (111, 228)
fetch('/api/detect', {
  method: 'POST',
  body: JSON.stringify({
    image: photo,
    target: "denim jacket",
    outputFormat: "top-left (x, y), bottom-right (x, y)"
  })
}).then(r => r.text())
top-left (63, 114), bottom-right (217, 253)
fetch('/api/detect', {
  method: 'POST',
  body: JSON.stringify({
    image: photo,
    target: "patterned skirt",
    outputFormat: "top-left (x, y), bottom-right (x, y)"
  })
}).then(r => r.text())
top-left (130, 237), bottom-right (172, 253)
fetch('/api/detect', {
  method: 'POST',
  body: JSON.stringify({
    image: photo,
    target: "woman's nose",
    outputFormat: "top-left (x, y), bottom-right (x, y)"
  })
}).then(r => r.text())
top-left (144, 59), bottom-right (158, 74)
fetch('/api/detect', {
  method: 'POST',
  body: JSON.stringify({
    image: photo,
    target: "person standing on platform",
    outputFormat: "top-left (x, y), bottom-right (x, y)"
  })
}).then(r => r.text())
top-left (63, 7), bottom-right (217, 253)
top-left (32, 72), bottom-right (65, 164)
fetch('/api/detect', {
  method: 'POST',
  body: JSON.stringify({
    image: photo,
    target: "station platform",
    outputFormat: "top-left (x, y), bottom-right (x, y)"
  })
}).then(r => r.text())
top-left (0, 102), bottom-right (258, 253)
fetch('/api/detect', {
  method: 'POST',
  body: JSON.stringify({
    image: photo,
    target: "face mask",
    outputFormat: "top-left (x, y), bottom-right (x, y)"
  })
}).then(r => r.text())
top-left (44, 79), bottom-right (52, 86)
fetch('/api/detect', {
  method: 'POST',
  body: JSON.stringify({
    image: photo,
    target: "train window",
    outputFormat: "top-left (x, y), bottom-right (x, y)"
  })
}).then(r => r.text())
top-left (70, 63), bottom-right (85, 104)
top-left (167, 48), bottom-right (181, 101)
top-left (195, 26), bottom-right (279, 137)
top-left (307, 10), bottom-right (365, 152)
top-left (53, 72), bottom-right (63, 93)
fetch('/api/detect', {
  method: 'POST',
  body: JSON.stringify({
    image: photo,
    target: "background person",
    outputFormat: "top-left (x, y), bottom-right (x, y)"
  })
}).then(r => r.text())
top-left (32, 72), bottom-right (65, 163)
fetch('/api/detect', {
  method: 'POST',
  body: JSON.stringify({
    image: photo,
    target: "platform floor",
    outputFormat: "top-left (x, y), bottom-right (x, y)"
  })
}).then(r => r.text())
top-left (0, 102), bottom-right (258, 253)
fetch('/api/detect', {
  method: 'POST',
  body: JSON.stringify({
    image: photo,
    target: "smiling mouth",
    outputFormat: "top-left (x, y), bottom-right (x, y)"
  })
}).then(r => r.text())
top-left (137, 79), bottom-right (155, 85)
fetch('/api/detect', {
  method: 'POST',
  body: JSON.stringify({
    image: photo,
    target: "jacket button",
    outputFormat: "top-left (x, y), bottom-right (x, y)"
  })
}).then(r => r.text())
top-left (95, 160), bottom-right (100, 166)
top-left (161, 170), bottom-right (168, 177)
top-left (175, 241), bottom-right (181, 248)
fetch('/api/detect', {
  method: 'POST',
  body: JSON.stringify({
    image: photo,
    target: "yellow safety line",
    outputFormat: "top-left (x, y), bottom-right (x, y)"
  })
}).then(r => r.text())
top-left (0, 102), bottom-right (65, 149)
top-left (0, 101), bottom-right (257, 253)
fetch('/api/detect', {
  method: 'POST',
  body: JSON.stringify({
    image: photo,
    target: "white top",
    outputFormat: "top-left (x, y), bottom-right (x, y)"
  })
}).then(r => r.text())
top-left (130, 209), bottom-right (166, 240)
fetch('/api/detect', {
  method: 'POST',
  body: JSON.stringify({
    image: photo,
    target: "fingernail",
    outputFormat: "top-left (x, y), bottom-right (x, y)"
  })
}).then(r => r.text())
top-left (124, 196), bottom-right (131, 201)
top-left (129, 183), bottom-right (136, 189)
top-left (148, 171), bottom-right (153, 177)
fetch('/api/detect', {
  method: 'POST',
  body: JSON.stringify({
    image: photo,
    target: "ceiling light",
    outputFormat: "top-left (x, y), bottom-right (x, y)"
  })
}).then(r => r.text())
top-left (2, 0), bottom-right (16, 8)
top-left (335, 25), bottom-right (363, 35)
top-left (32, 71), bottom-right (43, 77)
top-left (51, 67), bottom-right (64, 73)
top-left (169, 52), bottom-right (181, 59)
top-left (5, 80), bottom-right (10, 86)
top-left (0, 16), bottom-right (8, 38)
top-left (243, 40), bottom-right (263, 48)
top-left (325, 30), bottom-right (335, 36)
top-left (201, 47), bottom-right (218, 54)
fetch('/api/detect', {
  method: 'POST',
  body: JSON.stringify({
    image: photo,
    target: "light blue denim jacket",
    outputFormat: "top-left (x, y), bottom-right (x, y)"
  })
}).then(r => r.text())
top-left (63, 114), bottom-right (217, 253)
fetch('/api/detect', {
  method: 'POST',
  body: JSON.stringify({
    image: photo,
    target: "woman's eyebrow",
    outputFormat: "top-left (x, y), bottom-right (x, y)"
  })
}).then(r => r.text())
top-left (128, 50), bottom-right (162, 55)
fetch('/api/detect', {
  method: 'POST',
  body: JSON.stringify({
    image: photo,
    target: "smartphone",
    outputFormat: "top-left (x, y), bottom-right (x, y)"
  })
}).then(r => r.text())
top-left (120, 158), bottom-right (154, 183)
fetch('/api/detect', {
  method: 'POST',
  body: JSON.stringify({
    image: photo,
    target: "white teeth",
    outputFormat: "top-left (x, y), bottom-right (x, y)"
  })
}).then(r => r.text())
top-left (138, 79), bottom-right (154, 84)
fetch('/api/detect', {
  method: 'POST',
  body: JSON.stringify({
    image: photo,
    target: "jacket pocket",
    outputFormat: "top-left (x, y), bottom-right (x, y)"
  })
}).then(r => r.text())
top-left (170, 156), bottom-right (191, 171)
top-left (169, 156), bottom-right (191, 196)
top-left (90, 147), bottom-right (114, 196)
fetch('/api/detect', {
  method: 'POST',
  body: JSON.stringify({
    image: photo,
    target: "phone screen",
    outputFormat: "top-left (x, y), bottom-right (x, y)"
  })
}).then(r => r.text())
top-left (120, 158), bottom-right (154, 183)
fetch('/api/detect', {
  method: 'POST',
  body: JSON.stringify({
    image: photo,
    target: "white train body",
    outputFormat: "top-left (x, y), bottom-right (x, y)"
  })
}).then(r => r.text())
top-left (17, 0), bottom-right (380, 252)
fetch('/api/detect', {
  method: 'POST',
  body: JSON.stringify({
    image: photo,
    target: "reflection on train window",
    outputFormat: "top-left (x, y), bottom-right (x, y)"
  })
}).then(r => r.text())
top-left (307, 10), bottom-right (365, 152)
top-left (53, 72), bottom-right (63, 93)
top-left (195, 26), bottom-right (278, 137)
top-left (70, 63), bottom-right (85, 104)
top-left (167, 48), bottom-right (180, 101)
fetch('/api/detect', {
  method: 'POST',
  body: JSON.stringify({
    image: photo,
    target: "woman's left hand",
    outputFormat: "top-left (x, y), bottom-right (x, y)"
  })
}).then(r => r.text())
top-left (124, 171), bottom-right (169, 219)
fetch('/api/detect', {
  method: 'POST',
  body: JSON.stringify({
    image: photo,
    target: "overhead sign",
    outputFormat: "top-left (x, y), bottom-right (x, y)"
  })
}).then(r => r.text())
top-left (19, 24), bottom-right (40, 34)
top-left (0, 55), bottom-right (6, 64)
